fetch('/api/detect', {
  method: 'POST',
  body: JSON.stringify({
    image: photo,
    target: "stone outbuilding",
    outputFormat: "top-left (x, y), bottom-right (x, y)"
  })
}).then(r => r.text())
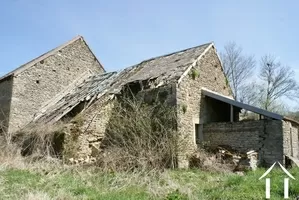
top-left (0, 36), bottom-right (105, 133)
top-left (1, 36), bottom-right (298, 167)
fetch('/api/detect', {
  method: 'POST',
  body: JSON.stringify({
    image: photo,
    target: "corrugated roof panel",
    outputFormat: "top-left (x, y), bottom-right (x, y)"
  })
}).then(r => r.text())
top-left (202, 87), bottom-right (283, 120)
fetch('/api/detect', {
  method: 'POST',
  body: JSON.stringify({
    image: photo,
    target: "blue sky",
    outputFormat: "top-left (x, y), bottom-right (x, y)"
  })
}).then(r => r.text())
top-left (1, 0), bottom-right (299, 79)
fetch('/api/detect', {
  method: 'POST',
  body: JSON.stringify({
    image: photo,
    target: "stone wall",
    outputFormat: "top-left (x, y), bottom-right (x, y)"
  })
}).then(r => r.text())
top-left (137, 84), bottom-right (177, 106)
top-left (0, 77), bottom-right (13, 132)
top-left (176, 46), bottom-right (232, 167)
top-left (8, 38), bottom-right (104, 133)
top-left (65, 84), bottom-right (177, 161)
top-left (64, 95), bottom-right (115, 161)
top-left (203, 120), bottom-right (284, 166)
top-left (283, 121), bottom-right (299, 160)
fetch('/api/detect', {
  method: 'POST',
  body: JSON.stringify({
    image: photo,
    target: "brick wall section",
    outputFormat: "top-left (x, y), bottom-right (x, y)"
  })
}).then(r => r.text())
top-left (176, 46), bottom-right (232, 167)
top-left (0, 77), bottom-right (13, 131)
top-left (8, 38), bottom-right (104, 133)
top-left (203, 120), bottom-right (284, 166)
top-left (203, 121), bottom-right (261, 152)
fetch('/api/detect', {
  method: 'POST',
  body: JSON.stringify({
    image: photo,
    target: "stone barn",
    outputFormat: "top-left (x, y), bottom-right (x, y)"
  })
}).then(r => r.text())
top-left (1, 36), bottom-right (298, 168)
top-left (30, 39), bottom-right (299, 168)
top-left (0, 36), bottom-right (105, 133)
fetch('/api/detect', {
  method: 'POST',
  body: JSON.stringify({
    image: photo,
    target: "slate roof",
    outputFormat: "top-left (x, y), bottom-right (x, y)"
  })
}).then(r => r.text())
top-left (33, 42), bottom-right (213, 123)
top-left (0, 36), bottom-right (105, 82)
top-left (125, 43), bottom-right (212, 83)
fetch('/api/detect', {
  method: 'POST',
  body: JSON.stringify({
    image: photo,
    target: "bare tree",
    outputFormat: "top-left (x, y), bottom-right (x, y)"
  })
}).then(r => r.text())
top-left (258, 55), bottom-right (299, 111)
top-left (221, 42), bottom-right (256, 101)
top-left (238, 83), bottom-right (260, 106)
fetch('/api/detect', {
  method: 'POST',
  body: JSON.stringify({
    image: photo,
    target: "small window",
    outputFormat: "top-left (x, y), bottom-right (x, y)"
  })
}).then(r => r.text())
top-left (195, 124), bottom-right (200, 143)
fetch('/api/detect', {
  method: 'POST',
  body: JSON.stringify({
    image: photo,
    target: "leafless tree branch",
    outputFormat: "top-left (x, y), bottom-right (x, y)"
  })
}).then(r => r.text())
top-left (221, 42), bottom-right (256, 101)
top-left (258, 55), bottom-right (299, 111)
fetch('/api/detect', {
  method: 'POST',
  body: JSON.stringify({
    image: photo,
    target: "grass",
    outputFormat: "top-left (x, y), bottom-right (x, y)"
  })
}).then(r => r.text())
top-left (1, 103), bottom-right (298, 199)
top-left (1, 166), bottom-right (299, 199)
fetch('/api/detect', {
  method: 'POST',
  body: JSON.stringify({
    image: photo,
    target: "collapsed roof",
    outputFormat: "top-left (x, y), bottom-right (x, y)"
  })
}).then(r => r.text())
top-left (33, 43), bottom-right (213, 123)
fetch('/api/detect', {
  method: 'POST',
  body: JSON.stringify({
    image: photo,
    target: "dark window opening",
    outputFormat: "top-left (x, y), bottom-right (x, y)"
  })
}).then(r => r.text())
top-left (158, 90), bottom-right (169, 103)
top-left (52, 132), bottom-right (65, 158)
top-left (122, 82), bottom-right (142, 98)
top-left (285, 156), bottom-right (292, 168)
top-left (195, 124), bottom-right (200, 144)
top-left (62, 102), bottom-right (86, 121)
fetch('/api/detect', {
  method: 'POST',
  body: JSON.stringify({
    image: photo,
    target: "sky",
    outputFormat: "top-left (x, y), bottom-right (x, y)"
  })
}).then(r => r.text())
top-left (0, 1), bottom-right (299, 94)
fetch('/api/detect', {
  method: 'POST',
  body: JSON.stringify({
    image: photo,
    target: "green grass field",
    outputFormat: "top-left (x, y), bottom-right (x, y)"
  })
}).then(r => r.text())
top-left (1, 165), bottom-right (299, 200)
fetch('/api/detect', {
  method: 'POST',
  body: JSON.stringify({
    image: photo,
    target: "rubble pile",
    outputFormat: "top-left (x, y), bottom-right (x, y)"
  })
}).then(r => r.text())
top-left (189, 146), bottom-right (258, 172)
top-left (216, 146), bottom-right (258, 171)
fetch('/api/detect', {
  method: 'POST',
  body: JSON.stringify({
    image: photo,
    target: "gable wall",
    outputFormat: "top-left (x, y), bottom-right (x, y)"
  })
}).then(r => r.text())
top-left (8, 38), bottom-right (104, 133)
top-left (176, 46), bottom-right (232, 167)
top-left (0, 77), bottom-right (13, 133)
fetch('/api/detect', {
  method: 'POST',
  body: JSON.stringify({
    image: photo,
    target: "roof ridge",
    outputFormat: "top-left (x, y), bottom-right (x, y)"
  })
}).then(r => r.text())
top-left (0, 35), bottom-right (84, 81)
top-left (135, 42), bottom-right (213, 66)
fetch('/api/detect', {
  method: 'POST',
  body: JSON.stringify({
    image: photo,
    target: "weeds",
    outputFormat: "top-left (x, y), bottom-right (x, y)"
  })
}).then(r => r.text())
top-left (99, 97), bottom-right (182, 171)
top-left (190, 69), bottom-right (199, 80)
top-left (181, 104), bottom-right (187, 114)
top-left (13, 122), bottom-right (65, 158)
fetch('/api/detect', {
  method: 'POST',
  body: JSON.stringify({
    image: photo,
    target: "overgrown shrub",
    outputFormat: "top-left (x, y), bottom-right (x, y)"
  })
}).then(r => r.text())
top-left (98, 97), bottom-right (182, 171)
top-left (0, 117), bottom-right (66, 168)
top-left (13, 122), bottom-right (65, 158)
